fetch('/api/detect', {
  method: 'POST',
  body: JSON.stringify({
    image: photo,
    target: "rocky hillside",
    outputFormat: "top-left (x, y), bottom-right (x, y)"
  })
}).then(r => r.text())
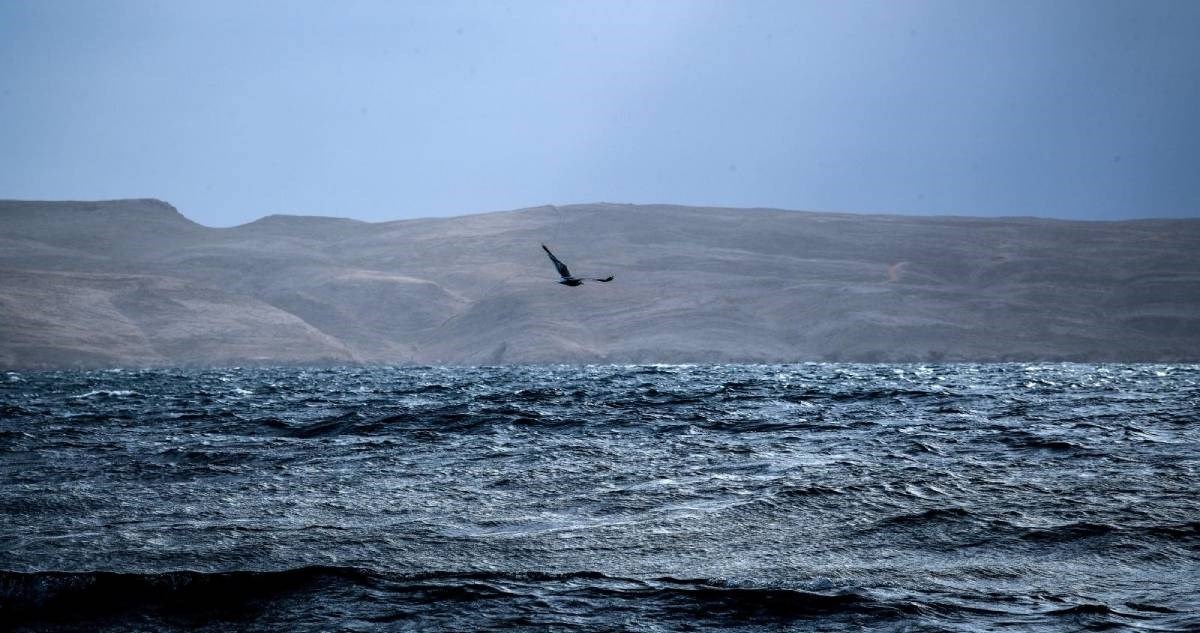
top-left (2, 199), bottom-right (1198, 368)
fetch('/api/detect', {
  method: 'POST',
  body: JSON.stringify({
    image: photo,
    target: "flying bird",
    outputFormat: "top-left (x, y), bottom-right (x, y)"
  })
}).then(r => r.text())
top-left (541, 244), bottom-right (614, 287)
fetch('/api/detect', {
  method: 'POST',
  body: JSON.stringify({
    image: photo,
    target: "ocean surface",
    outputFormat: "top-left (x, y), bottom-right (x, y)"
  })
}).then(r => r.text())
top-left (1, 364), bottom-right (1197, 631)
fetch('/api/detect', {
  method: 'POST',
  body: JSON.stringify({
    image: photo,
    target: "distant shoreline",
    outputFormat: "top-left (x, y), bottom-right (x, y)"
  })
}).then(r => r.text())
top-left (3, 199), bottom-right (1198, 368)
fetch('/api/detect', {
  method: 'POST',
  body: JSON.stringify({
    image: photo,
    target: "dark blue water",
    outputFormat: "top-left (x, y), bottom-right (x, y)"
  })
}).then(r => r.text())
top-left (2, 364), bottom-right (1197, 631)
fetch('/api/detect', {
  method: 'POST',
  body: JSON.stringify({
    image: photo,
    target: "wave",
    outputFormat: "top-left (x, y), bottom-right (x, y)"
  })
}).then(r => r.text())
top-left (1018, 521), bottom-right (1122, 542)
top-left (4, 564), bottom-right (1191, 633)
top-left (1011, 519), bottom-right (1200, 547)
top-left (0, 404), bottom-right (36, 417)
top-left (69, 389), bottom-right (141, 399)
top-left (998, 430), bottom-right (1091, 452)
top-left (0, 566), bottom-right (888, 621)
top-left (860, 507), bottom-right (1200, 552)
top-left (0, 566), bottom-right (363, 613)
top-left (874, 507), bottom-right (976, 527)
top-left (11, 565), bottom-right (1183, 630)
top-left (250, 404), bottom-right (481, 437)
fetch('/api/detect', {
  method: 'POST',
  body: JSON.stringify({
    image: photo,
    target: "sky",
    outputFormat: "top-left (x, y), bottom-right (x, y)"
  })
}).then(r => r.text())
top-left (1, 0), bottom-right (1198, 226)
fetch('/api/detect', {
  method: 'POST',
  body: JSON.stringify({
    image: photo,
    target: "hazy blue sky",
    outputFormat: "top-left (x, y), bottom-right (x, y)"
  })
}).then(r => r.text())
top-left (2, 0), bottom-right (1198, 225)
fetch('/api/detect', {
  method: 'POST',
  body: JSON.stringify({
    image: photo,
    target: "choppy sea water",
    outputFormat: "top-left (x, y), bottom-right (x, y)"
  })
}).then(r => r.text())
top-left (1, 364), bottom-right (1197, 632)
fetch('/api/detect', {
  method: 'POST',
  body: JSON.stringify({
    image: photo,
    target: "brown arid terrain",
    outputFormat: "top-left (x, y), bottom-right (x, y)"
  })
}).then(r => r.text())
top-left (1, 198), bottom-right (1198, 368)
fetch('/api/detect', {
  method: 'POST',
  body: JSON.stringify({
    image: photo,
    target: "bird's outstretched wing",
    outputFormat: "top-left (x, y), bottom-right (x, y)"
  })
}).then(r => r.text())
top-left (592, 276), bottom-right (614, 282)
top-left (541, 244), bottom-right (572, 279)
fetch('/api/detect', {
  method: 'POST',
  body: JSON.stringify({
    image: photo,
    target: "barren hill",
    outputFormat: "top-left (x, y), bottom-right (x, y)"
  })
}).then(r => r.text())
top-left (2, 199), bottom-right (1198, 368)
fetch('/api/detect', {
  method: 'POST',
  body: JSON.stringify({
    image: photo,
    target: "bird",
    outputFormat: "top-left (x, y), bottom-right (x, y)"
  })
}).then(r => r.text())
top-left (541, 244), bottom-right (613, 287)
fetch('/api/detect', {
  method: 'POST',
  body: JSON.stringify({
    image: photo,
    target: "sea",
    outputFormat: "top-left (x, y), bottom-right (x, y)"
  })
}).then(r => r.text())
top-left (1, 364), bottom-right (1197, 632)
